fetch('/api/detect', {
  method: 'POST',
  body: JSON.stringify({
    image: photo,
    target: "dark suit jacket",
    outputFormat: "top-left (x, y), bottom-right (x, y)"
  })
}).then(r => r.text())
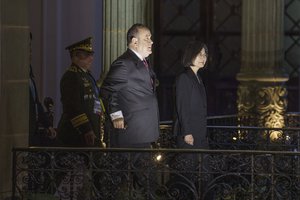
top-left (173, 68), bottom-right (208, 148)
top-left (100, 49), bottom-right (160, 146)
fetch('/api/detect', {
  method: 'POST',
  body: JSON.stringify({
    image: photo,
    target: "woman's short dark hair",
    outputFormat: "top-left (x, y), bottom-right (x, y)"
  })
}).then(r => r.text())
top-left (126, 23), bottom-right (149, 46)
top-left (182, 41), bottom-right (208, 68)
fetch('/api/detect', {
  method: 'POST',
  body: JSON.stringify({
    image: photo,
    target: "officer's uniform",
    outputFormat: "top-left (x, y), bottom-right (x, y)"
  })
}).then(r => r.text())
top-left (57, 37), bottom-right (102, 147)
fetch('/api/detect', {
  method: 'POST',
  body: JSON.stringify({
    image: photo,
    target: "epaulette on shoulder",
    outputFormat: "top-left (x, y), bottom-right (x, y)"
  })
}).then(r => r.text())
top-left (68, 65), bottom-right (78, 72)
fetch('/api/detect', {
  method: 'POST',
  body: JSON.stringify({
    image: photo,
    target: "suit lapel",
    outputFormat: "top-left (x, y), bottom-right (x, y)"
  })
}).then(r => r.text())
top-left (186, 68), bottom-right (207, 107)
top-left (126, 49), bottom-right (156, 92)
top-left (186, 68), bottom-right (200, 86)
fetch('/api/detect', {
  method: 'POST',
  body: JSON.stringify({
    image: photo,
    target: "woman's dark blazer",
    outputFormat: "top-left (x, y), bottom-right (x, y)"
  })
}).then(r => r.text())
top-left (173, 67), bottom-right (208, 148)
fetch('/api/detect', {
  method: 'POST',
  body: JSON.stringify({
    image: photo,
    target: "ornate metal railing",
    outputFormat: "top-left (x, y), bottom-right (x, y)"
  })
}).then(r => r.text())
top-left (12, 113), bottom-right (300, 199)
top-left (158, 116), bottom-right (300, 150)
top-left (207, 115), bottom-right (238, 126)
top-left (159, 125), bottom-right (300, 151)
top-left (208, 126), bottom-right (300, 151)
top-left (207, 113), bottom-right (300, 150)
top-left (12, 148), bottom-right (300, 200)
top-left (206, 113), bottom-right (300, 127)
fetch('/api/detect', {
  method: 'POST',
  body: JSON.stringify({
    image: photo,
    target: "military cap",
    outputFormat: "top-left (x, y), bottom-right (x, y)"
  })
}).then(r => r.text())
top-left (65, 37), bottom-right (94, 53)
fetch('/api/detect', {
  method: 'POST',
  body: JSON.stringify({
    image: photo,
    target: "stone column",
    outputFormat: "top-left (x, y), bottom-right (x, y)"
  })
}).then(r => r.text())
top-left (0, 0), bottom-right (29, 198)
top-left (237, 0), bottom-right (288, 139)
top-left (100, 0), bottom-right (153, 84)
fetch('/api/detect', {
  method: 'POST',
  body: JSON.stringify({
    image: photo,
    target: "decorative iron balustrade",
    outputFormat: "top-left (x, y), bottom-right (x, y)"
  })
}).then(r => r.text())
top-left (12, 148), bottom-right (300, 200)
top-left (208, 126), bottom-right (300, 151)
top-left (159, 125), bottom-right (300, 151)
top-left (12, 114), bottom-right (300, 199)
top-left (158, 115), bottom-right (300, 150)
top-left (207, 115), bottom-right (238, 126)
top-left (206, 114), bottom-right (300, 150)
top-left (206, 113), bottom-right (300, 127)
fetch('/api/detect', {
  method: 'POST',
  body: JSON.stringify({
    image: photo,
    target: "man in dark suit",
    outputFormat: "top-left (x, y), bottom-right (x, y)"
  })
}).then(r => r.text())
top-left (100, 24), bottom-right (160, 199)
top-left (100, 23), bottom-right (160, 148)
top-left (57, 37), bottom-right (102, 147)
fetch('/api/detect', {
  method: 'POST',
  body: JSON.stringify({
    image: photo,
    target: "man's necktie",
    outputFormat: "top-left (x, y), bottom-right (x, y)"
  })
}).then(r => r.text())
top-left (143, 59), bottom-right (149, 70)
top-left (143, 59), bottom-right (154, 88)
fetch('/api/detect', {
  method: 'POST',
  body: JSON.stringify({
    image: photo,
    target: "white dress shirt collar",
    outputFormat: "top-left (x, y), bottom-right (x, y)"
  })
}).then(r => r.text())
top-left (129, 48), bottom-right (144, 61)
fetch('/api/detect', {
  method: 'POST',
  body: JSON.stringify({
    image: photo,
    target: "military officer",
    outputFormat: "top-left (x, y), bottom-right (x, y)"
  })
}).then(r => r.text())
top-left (57, 37), bottom-right (102, 147)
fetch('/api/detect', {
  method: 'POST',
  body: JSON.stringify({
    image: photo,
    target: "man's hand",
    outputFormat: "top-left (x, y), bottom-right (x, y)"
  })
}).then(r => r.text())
top-left (46, 127), bottom-right (57, 139)
top-left (84, 131), bottom-right (96, 146)
top-left (112, 118), bottom-right (125, 129)
top-left (184, 134), bottom-right (194, 145)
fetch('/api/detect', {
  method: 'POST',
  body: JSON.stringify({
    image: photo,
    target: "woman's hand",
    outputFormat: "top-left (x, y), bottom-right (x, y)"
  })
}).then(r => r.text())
top-left (184, 134), bottom-right (194, 145)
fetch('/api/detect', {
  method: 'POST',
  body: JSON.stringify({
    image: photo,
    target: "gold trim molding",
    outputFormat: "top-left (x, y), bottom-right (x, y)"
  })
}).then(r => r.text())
top-left (237, 74), bottom-right (289, 82)
top-left (237, 82), bottom-right (288, 140)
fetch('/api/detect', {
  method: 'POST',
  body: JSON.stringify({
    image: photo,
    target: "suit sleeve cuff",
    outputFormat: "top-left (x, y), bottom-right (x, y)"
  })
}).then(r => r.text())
top-left (110, 110), bottom-right (123, 121)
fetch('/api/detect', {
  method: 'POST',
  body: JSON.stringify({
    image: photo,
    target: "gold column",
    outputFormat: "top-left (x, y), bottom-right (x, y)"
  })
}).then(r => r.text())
top-left (237, 0), bottom-right (288, 138)
top-left (0, 0), bottom-right (29, 197)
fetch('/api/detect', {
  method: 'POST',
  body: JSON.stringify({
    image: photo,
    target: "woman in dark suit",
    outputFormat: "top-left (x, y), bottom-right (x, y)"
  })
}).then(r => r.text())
top-left (173, 41), bottom-right (208, 149)
top-left (171, 41), bottom-right (210, 199)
